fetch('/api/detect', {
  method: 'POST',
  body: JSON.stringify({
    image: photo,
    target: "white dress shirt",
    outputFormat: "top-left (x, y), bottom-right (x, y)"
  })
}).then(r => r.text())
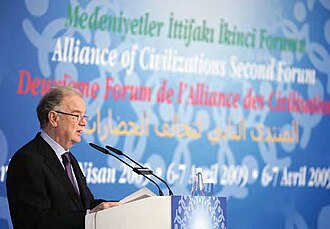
top-left (40, 131), bottom-right (80, 195)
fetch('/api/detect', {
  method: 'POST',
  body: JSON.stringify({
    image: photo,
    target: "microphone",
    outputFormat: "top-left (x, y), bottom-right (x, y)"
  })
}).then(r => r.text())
top-left (106, 145), bottom-right (174, 196)
top-left (89, 143), bottom-right (164, 196)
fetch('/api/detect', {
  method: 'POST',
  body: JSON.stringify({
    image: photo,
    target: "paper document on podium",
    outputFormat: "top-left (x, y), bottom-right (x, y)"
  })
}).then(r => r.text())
top-left (119, 187), bottom-right (157, 205)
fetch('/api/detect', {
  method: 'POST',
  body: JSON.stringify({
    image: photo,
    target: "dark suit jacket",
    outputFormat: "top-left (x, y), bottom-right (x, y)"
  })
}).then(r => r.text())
top-left (6, 133), bottom-right (102, 229)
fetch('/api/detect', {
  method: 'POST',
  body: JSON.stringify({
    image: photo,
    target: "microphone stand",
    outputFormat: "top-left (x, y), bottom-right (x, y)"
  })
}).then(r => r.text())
top-left (106, 145), bottom-right (173, 196)
top-left (89, 143), bottom-right (164, 196)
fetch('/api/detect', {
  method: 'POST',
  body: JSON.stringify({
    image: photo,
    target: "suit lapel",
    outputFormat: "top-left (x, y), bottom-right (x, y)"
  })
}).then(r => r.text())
top-left (70, 153), bottom-right (92, 209)
top-left (35, 134), bottom-right (84, 210)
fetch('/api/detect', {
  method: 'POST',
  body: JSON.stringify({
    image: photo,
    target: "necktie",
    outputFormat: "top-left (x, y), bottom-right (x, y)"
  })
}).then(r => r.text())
top-left (61, 152), bottom-right (80, 195)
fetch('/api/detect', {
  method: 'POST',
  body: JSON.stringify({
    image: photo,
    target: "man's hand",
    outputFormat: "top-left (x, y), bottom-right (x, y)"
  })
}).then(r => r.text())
top-left (89, 202), bottom-right (121, 213)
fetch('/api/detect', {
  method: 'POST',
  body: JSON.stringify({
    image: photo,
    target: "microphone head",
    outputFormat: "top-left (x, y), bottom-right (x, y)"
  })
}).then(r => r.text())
top-left (89, 143), bottom-right (109, 155)
top-left (106, 145), bottom-right (123, 155)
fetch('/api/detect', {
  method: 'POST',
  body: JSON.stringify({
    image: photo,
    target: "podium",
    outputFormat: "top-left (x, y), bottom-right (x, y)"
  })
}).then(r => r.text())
top-left (85, 195), bottom-right (227, 229)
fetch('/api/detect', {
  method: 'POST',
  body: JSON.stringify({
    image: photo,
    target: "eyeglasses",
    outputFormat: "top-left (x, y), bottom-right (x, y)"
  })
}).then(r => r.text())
top-left (54, 110), bottom-right (90, 122)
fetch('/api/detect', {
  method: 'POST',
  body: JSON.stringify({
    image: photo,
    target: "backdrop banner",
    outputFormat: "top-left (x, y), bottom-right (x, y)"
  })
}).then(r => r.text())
top-left (0, 0), bottom-right (329, 228)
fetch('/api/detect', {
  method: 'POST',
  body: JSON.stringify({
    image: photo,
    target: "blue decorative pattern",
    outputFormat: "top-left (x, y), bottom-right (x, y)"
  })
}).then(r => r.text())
top-left (172, 196), bottom-right (226, 229)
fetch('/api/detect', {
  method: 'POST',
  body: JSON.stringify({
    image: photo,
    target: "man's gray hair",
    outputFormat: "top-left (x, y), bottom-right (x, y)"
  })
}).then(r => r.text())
top-left (36, 86), bottom-right (82, 129)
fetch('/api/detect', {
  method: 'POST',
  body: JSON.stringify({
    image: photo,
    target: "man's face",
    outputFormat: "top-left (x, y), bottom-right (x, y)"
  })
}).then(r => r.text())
top-left (55, 94), bottom-right (87, 149)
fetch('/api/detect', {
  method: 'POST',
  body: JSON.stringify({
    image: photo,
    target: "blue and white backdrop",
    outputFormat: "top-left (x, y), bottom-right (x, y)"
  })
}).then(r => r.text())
top-left (0, 0), bottom-right (329, 228)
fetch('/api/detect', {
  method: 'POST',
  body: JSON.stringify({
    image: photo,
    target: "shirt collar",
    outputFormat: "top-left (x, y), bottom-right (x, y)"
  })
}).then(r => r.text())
top-left (40, 130), bottom-right (68, 158)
